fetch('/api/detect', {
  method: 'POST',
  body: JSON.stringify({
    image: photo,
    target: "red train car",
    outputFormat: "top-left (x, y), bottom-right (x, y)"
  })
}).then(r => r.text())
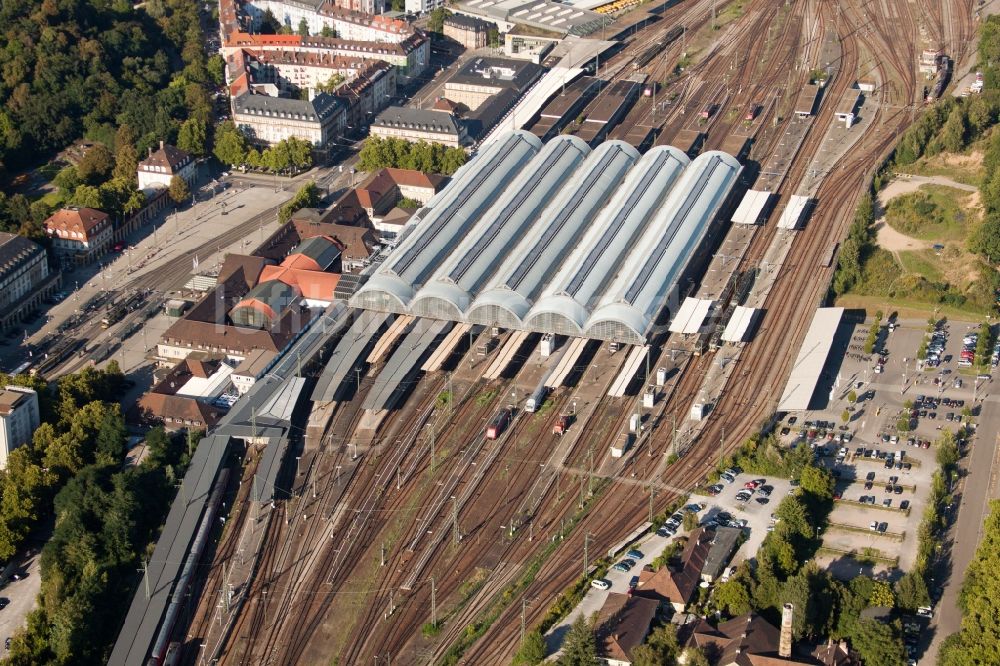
top-left (486, 407), bottom-right (513, 440)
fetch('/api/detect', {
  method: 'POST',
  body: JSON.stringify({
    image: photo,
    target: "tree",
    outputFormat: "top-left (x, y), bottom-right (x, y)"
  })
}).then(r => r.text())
top-left (868, 579), bottom-right (895, 607)
top-left (799, 465), bottom-right (834, 504)
top-left (936, 431), bottom-right (960, 470)
top-left (297, 18), bottom-right (310, 36)
top-left (939, 500), bottom-right (1000, 665)
top-left (53, 167), bottom-right (81, 196)
top-left (168, 176), bottom-right (190, 203)
top-left (259, 8), bottom-right (281, 33)
top-left (113, 125), bottom-right (140, 185)
top-left (714, 578), bottom-right (752, 616)
top-left (95, 406), bottom-right (127, 464)
top-left (682, 511), bottom-right (698, 531)
top-left (71, 185), bottom-right (103, 210)
top-left (513, 629), bottom-right (546, 665)
top-left (847, 390), bottom-right (857, 404)
top-left (316, 73), bottom-right (346, 93)
top-left (841, 409), bottom-right (850, 424)
top-left (279, 181), bottom-right (321, 222)
top-left (428, 7), bottom-right (451, 33)
top-left (559, 615), bottom-right (599, 666)
top-left (320, 24), bottom-right (337, 37)
top-left (850, 618), bottom-right (906, 666)
top-left (177, 118), bottom-right (207, 156)
top-left (630, 624), bottom-right (679, 666)
top-left (77, 144), bottom-right (114, 184)
top-left (213, 122), bottom-right (249, 166)
top-left (895, 572), bottom-right (930, 612)
top-left (679, 647), bottom-right (710, 666)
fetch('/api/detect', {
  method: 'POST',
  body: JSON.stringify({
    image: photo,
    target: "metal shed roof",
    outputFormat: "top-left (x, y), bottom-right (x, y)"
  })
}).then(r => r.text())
top-left (526, 145), bottom-right (690, 336)
top-left (776, 195), bottom-right (810, 230)
top-left (589, 151), bottom-right (741, 342)
top-left (409, 135), bottom-right (590, 320)
top-left (467, 140), bottom-right (639, 328)
top-left (668, 297), bottom-right (714, 334)
top-left (778, 307), bottom-right (844, 411)
top-left (731, 190), bottom-right (772, 225)
top-left (354, 131), bottom-right (540, 311)
top-left (721, 305), bottom-right (760, 342)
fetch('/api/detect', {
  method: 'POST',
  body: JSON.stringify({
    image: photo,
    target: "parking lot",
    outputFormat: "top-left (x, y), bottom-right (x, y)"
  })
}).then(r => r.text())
top-left (778, 317), bottom-right (989, 577)
top-left (699, 473), bottom-right (794, 566)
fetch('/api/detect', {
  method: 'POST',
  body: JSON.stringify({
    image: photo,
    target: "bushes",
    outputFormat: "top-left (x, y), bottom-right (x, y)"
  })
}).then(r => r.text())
top-left (717, 433), bottom-right (814, 480)
top-left (358, 135), bottom-right (467, 175)
top-left (278, 181), bottom-right (321, 223)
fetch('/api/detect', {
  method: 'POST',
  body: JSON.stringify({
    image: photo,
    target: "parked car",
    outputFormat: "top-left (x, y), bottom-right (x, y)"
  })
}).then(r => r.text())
top-left (626, 549), bottom-right (644, 560)
top-left (591, 578), bottom-right (611, 590)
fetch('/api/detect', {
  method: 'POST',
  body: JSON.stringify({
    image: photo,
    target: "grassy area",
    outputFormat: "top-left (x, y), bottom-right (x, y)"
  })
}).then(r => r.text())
top-left (884, 184), bottom-right (976, 241)
top-left (898, 249), bottom-right (946, 282)
top-left (898, 155), bottom-right (984, 186)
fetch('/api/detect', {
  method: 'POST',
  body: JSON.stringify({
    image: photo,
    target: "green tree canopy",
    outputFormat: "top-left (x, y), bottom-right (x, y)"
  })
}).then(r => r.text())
top-left (559, 615), bottom-right (599, 666)
top-left (168, 175), bottom-right (190, 203)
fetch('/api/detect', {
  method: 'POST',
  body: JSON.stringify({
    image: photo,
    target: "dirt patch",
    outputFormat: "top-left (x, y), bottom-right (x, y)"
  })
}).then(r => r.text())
top-left (874, 221), bottom-right (931, 253)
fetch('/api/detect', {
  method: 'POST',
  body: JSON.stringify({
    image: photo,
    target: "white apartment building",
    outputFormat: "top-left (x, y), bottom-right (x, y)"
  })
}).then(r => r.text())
top-left (0, 386), bottom-right (39, 470)
top-left (370, 107), bottom-right (467, 147)
top-left (137, 141), bottom-right (197, 198)
top-left (232, 91), bottom-right (348, 147)
top-left (405, 0), bottom-right (445, 15)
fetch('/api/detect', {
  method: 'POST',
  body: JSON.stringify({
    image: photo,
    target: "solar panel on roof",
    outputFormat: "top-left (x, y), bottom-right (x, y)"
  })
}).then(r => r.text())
top-left (565, 150), bottom-right (677, 297)
top-left (507, 145), bottom-right (627, 290)
top-left (391, 136), bottom-right (522, 279)
top-left (624, 155), bottom-right (721, 303)
top-left (449, 140), bottom-right (573, 283)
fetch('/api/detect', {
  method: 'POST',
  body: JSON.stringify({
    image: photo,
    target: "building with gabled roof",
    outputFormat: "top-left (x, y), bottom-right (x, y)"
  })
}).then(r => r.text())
top-left (232, 91), bottom-right (348, 148)
top-left (594, 592), bottom-right (660, 666)
top-left (138, 141), bottom-right (196, 198)
top-left (0, 233), bottom-right (60, 334)
top-left (44, 207), bottom-right (113, 266)
top-left (355, 168), bottom-right (446, 218)
top-left (137, 357), bottom-right (234, 429)
top-left (634, 527), bottom-right (712, 612)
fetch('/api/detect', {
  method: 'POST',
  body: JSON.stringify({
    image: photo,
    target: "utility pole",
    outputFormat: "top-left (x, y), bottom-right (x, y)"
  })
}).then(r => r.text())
top-left (140, 558), bottom-right (150, 600)
top-left (672, 413), bottom-right (678, 456)
top-left (452, 497), bottom-right (460, 544)
top-left (649, 485), bottom-right (655, 524)
top-left (588, 447), bottom-right (594, 497)
top-left (397, 464), bottom-right (401, 490)
top-left (720, 426), bottom-right (726, 466)
top-left (520, 599), bottom-right (526, 646)
top-left (430, 424), bottom-right (436, 472)
top-left (431, 577), bottom-right (437, 628)
top-left (583, 533), bottom-right (591, 576)
top-left (381, 542), bottom-right (386, 567)
top-left (447, 371), bottom-right (454, 416)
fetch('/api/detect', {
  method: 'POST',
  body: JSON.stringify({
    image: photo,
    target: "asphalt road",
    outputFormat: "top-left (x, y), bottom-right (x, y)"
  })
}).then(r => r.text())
top-left (925, 381), bottom-right (1000, 663)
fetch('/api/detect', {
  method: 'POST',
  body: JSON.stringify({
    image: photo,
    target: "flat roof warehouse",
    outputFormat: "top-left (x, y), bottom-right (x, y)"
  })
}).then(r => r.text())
top-left (351, 131), bottom-right (742, 344)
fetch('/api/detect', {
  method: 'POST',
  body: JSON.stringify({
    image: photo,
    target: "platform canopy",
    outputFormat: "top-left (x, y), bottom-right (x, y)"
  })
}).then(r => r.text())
top-left (721, 306), bottom-right (759, 342)
top-left (777, 195), bottom-right (810, 230)
top-left (668, 297), bottom-right (713, 334)
top-left (778, 307), bottom-right (844, 411)
top-left (732, 190), bottom-right (772, 225)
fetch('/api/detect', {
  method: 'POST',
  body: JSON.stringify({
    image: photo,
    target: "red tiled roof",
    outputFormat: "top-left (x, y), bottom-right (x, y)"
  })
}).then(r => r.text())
top-left (44, 207), bottom-right (109, 239)
top-left (139, 142), bottom-right (191, 172)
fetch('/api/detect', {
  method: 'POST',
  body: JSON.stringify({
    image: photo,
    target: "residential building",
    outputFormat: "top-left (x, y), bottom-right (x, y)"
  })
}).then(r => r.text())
top-left (700, 526), bottom-right (742, 583)
top-left (355, 168), bottom-right (445, 218)
top-left (681, 606), bottom-right (856, 666)
top-left (225, 32), bottom-right (429, 79)
top-left (335, 60), bottom-right (397, 130)
top-left (242, 2), bottom-right (416, 45)
top-left (594, 593), bottom-right (659, 666)
top-left (231, 349), bottom-right (277, 394)
top-left (405, 0), bottom-right (444, 14)
top-left (0, 386), bottom-right (39, 470)
top-left (281, 207), bottom-right (379, 270)
top-left (370, 107), bottom-right (467, 147)
top-left (0, 233), bottom-right (60, 334)
top-left (634, 527), bottom-right (712, 612)
top-left (137, 141), bottom-right (197, 198)
top-left (443, 13), bottom-right (496, 49)
top-left (44, 207), bottom-right (113, 266)
top-left (137, 357), bottom-right (235, 429)
top-left (232, 91), bottom-right (348, 148)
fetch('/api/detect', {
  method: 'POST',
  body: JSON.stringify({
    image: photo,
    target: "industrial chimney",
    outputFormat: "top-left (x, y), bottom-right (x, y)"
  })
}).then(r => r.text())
top-left (779, 603), bottom-right (794, 658)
